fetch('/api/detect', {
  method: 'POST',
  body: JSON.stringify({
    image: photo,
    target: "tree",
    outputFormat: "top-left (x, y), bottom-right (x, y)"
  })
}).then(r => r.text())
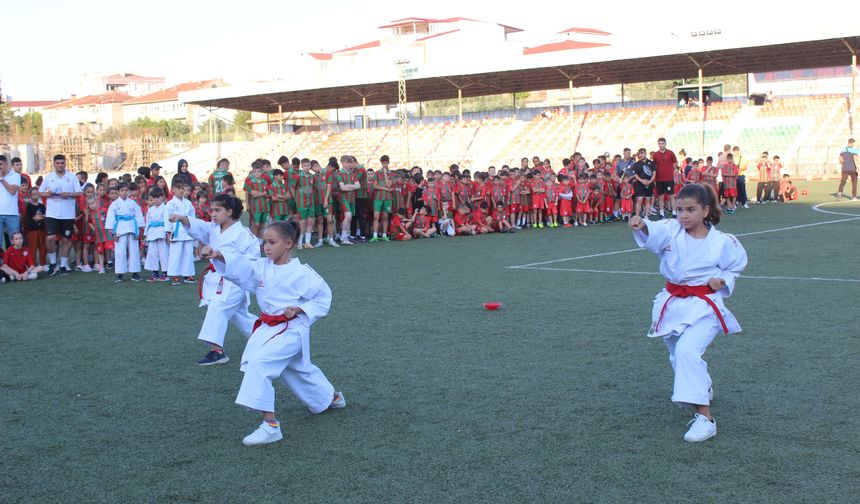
top-left (233, 110), bottom-right (252, 132)
top-left (15, 111), bottom-right (43, 140)
top-left (0, 103), bottom-right (14, 136)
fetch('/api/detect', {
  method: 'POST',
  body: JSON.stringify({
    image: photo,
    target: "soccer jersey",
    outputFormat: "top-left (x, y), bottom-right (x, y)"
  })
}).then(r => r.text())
top-left (673, 171), bottom-right (685, 189)
top-left (268, 180), bottom-right (289, 216)
top-left (355, 168), bottom-right (368, 199)
top-left (721, 163), bottom-right (739, 190)
top-left (490, 184), bottom-right (506, 206)
top-left (195, 202), bottom-right (211, 222)
top-left (334, 169), bottom-right (358, 204)
top-left (313, 173), bottom-right (328, 208)
top-left (87, 209), bottom-right (107, 242)
top-left (373, 170), bottom-right (393, 201)
top-left (423, 186), bottom-right (441, 215)
top-left (296, 170), bottom-right (315, 208)
top-left (621, 183), bottom-right (634, 200)
top-left (438, 181), bottom-right (453, 202)
top-left (3, 246), bottom-right (33, 273)
top-left (208, 170), bottom-right (233, 196)
top-left (575, 183), bottom-right (590, 202)
top-left (243, 175), bottom-right (270, 214)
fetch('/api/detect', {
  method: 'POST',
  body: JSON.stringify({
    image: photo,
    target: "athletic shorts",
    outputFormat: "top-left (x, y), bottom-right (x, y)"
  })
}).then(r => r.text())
top-left (373, 199), bottom-right (392, 213)
top-left (96, 241), bottom-right (115, 254)
top-left (287, 199), bottom-right (297, 213)
top-left (46, 218), bottom-right (75, 238)
top-left (271, 214), bottom-right (289, 222)
top-left (634, 183), bottom-right (653, 199)
top-left (250, 211), bottom-right (268, 224)
top-left (655, 181), bottom-right (674, 195)
top-left (531, 197), bottom-right (546, 210)
top-left (297, 206), bottom-right (315, 219)
top-left (621, 199), bottom-right (633, 213)
top-left (545, 202), bottom-right (558, 215)
top-left (723, 188), bottom-right (738, 198)
top-left (575, 202), bottom-right (590, 214)
top-left (340, 200), bottom-right (355, 215)
top-left (314, 204), bottom-right (327, 217)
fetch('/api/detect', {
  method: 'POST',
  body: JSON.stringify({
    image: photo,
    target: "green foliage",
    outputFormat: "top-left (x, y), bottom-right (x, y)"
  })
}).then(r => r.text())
top-left (233, 110), bottom-right (252, 132)
top-left (424, 92), bottom-right (531, 116)
top-left (120, 117), bottom-right (191, 141)
top-left (0, 102), bottom-right (14, 135)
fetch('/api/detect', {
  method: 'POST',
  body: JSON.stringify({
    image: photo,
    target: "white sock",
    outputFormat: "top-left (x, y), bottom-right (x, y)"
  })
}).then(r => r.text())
top-left (373, 232), bottom-right (377, 238)
top-left (60, 257), bottom-right (69, 268)
top-left (381, 233), bottom-right (387, 237)
top-left (48, 252), bottom-right (57, 265)
top-left (305, 232), bottom-right (311, 243)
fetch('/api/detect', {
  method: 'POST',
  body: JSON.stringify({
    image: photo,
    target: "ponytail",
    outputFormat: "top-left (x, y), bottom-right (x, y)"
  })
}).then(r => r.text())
top-left (265, 218), bottom-right (300, 249)
top-left (212, 193), bottom-right (243, 220)
top-left (678, 183), bottom-right (721, 226)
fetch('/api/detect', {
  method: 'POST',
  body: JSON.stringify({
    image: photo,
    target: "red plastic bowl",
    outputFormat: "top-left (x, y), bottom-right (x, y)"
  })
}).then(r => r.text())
top-left (483, 302), bottom-right (502, 311)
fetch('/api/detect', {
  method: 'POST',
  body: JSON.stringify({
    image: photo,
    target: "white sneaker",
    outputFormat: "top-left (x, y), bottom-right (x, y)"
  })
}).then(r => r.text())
top-left (97, 267), bottom-right (106, 274)
top-left (341, 238), bottom-right (353, 245)
top-left (709, 386), bottom-right (714, 401)
top-left (743, 203), bottom-right (749, 209)
top-left (327, 238), bottom-right (340, 248)
top-left (329, 391), bottom-right (346, 409)
top-left (242, 422), bottom-right (283, 446)
top-left (313, 240), bottom-right (323, 248)
top-left (684, 413), bottom-right (717, 442)
top-left (81, 265), bottom-right (93, 273)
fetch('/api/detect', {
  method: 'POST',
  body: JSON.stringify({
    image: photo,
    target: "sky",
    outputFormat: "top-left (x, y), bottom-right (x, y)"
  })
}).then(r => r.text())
top-left (2, 0), bottom-right (846, 101)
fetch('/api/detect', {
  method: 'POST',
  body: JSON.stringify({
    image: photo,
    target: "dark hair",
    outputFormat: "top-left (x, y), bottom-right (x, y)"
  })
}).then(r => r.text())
top-left (11, 156), bottom-right (21, 164)
top-left (178, 159), bottom-right (189, 171)
top-left (261, 159), bottom-right (271, 168)
top-left (265, 218), bottom-right (300, 248)
top-left (223, 174), bottom-right (235, 186)
top-left (277, 156), bottom-right (289, 165)
top-left (95, 172), bottom-right (108, 184)
top-left (217, 158), bottom-right (230, 168)
top-left (300, 158), bottom-right (310, 165)
top-left (134, 175), bottom-right (146, 185)
top-left (678, 183), bottom-right (721, 225)
top-left (172, 179), bottom-right (187, 189)
top-left (53, 154), bottom-right (66, 162)
top-left (116, 182), bottom-right (130, 191)
top-left (251, 160), bottom-right (264, 171)
top-left (137, 166), bottom-right (151, 178)
top-left (380, 155), bottom-right (390, 163)
top-left (291, 157), bottom-right (300, 166)
top-left (272, 168), bottom-right (284, 177)
top-left (212, 193), bottom-right (243, 219)
top-left (148, 187), bottom-right (164, 199)
top-left (0, 155), bottom-right (7, 163)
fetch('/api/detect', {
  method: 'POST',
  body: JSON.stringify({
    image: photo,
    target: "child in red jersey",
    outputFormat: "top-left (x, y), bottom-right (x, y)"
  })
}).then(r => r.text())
top-left (422, 178), bottom-right (441, 223)
top-left (454, 205), bottom-right (477, 235)
top-left (558, 176), bottom-right (574, 227)
top-left (544, 173), bottom-right (559, 228)
top-left (86, 197), bottom-right (111, 274)
top-left (492, 200), bottom-right (513, 233)
top-left (530, 171), bottom-right (547, 228)
top-left (620, 175), bottom-right (634, 221)
top-left (472, 201), bottom-right (494, 234)
top-left (519, 173), bottom-right (533, 228)
top-left (575, 178), bottom-right (591, 227)
top-left (1, 232), bottom-right (45, 281)
top-left (721, 153), bottom-right (739, 213)
top-left (589, 175), bottom-right (602, 224)
top-left (685, 160), bottom-right (702, 184)
top-left (602, 172), bottom-right (616, 222)
top-left (391, 208), bottom-right (412, 241)
top-left (411, 206), bottom-right (437, 238)
top-left (507, 172), bottom-right (521, 228)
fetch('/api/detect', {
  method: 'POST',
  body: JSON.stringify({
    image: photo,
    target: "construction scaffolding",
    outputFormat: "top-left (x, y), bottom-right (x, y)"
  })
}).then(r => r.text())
top-left (46, 137), bottom-right (96, 172)
top-left (119, 136), bottom-right (168, 171)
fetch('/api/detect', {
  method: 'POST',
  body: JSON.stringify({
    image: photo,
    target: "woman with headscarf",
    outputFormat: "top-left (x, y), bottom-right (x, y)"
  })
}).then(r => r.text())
top-left (171, 158), bottom-right (198, 188)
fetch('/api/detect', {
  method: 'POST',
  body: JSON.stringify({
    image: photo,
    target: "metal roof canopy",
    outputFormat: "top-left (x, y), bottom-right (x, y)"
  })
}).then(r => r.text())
top-left (183, 37), bottom-right (860, 114)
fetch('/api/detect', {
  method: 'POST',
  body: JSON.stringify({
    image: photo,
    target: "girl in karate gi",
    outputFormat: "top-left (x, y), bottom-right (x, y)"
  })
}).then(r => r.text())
top-left (105, 182), bottom-right (145, 283)
top-left (629, 183), bottom-right (747, 442)
top-left (170, 194), bottom-right (260, 366)
top-left (203, 219), bottom-right (345, 446)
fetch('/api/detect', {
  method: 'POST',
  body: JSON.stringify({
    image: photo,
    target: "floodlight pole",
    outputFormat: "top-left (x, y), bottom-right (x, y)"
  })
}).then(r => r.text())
top-left (852, 53), bottom-right (857, 136)
top-left (699, 66), bottom-right (705, 157)
top-left (278, 104), bottom-right (283, 134)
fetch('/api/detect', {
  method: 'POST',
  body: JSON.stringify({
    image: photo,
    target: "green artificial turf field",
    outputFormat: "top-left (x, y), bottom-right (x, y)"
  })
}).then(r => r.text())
top-left (2, 181), bottom-right (858, 503)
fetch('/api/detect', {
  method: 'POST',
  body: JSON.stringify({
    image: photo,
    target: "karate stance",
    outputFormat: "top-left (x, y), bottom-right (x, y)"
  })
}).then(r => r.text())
top-left (105, 182), bottom-right (145, 283)
top-left (204, 219), bottom-right (345, 446)
top-left (630, 183), bottom-right (747, 442)
top-left (171, 194), bottom-right (260, 365)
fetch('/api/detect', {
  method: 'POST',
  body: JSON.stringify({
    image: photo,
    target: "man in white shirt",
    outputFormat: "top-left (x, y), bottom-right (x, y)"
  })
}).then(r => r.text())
top-left (38, 154), bottom-right (82, 276)
top-left (0, 155), bottom-right (22, 246)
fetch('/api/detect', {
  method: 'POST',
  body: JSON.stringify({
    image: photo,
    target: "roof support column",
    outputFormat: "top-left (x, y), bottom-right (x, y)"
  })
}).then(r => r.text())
top-left (458, 88), bottom-right (463, 123)
top-left (569, 80), bottom-right (574, 117)
top-left (852, 53), bottom-right (856, 136)
top-left (699, 66), bottom-right (705, 157)
top-left (363, 96), bottom-right (367, 129)
top-left (278, 104), bottom-right (283, 135)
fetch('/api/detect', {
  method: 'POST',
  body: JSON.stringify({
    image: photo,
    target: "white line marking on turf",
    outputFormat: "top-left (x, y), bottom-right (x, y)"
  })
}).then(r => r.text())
top-left (515, 266), bottom-right (860, 283)
top-left (508, 200), bottom-right (860, 270)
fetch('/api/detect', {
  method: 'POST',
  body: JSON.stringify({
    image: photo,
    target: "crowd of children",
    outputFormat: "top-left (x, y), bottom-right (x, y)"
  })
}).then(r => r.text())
top-left (0, 145), bottom-right (800, 283)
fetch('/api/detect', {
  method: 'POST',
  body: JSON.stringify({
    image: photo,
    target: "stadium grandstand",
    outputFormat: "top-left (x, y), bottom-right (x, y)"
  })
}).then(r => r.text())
top-left (175, 18), bottom-right (859, 179)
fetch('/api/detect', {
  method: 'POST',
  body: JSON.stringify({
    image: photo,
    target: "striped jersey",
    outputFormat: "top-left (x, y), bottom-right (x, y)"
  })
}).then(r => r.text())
top-left (373, 170), bottom-right (392, 201)
top-left (243, 175), bottom-right (270, 213)
top-left (268, 180), bottom-right (289, 216)
top-left (296, 170), bottom-right (315, 208)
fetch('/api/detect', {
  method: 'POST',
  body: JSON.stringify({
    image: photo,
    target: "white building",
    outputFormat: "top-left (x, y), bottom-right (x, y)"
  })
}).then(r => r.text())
top-left (6, 100), bottom-right (60, 116)
top-left (78, 73), bottom-right (165, 97)
top-left (42, 92), bottom-right (132, 138)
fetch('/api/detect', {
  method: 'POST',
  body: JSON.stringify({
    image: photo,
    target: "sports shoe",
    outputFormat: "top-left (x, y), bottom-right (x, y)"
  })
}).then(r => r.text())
top-left (684, 413), bottom-right (717, 442)
top-left (327, 238), bottom-right (340, 248)
top-left (171, 277), bottom-right (181, 285)
top-left (242, 422), bottom-right (283, 446)
top-left (183, 276), bottom-right (196, 284)
top-left (115, 274), bottom-right (124, 283)
top-left (97, 267), bottom-right (106, 274)
top-left (329, 391), bottom-right (347, 409)
top-left (743, 203), bottom-right (749, 209)
top-left (313, 241), bottom-right (324, 248)
top-left (563, 223), bottom-right (572, 228)
top-left (59, 267), bottom-right (70, 276)
top-left (380, 235), bottom-right (390, 242)
top-left (131, 273), bottom-right (143, 282)
top-left (836, 192), bottom-right (843, 201)
top-left (582, 222), bottom-right (588, 227)
top-left (197, 350), bottom-right (230, 366)
top-left (709, 386), bottom-right (714, 401)
top-left (538, 223), bottom-right (544, 228)
top-left (76, 264), bottom-right (85, 272)
top-left (47, 264), bottom-right (58, 276)
top-left (81, 265), bottom-right (93, 273)
top-left (146, 273), bottom-right (160, 283)
top-left (302, 243), bottom-right (314, 249)
top-left (159, 274), bottom-right (169, 282)
top-left (852, 197), bottom-right (859, 201)
top-left (368, 236), bottom-right (379, 243)
top-left (341, 238), bottom-right (353, 245)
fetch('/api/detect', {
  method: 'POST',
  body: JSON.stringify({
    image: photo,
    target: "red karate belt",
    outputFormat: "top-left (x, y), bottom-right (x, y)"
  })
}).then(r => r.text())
top-left (656, 281), bottom-right (729, 335)
top-left (252, 312), bottom-right (297, 339)
top-left (197, 263), bottom-right (215, 300)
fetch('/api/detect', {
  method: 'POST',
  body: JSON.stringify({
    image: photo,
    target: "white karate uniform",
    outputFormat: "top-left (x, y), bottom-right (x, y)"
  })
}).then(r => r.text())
top-left (165, 197), bottom-right (195, 277)
top-left (105, 197), bottom-right (145, 274)
top-left (184, 217), bottom-right (260, 347)
top-left (214, 252), bottom-right (335, 414)
top-left (634, 218), bottom-right (747, 407)
top-left (144, 203), bottom-right (169, 273)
